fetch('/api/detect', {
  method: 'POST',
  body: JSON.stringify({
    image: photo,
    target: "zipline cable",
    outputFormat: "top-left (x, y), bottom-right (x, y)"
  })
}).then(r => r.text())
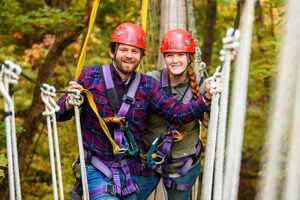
top-left (1, 61), bottom-right (75, 95)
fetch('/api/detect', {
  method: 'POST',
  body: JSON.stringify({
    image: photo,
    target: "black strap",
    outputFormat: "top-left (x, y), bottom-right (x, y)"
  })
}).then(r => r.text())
top-left (100, 65), bottom-right (121, 114)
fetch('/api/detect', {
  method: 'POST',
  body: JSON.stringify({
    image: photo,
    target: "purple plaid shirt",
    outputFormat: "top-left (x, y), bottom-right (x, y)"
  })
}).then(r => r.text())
top-left (56, 64), bottom-right (209, 175)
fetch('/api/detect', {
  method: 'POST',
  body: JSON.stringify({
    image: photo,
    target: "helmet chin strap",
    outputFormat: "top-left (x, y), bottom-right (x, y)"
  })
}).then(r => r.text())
top-left (112, 43), bottom-right (119, 69)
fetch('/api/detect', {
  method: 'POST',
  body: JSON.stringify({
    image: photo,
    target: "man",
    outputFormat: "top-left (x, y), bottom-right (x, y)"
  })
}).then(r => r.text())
top-left (56, 23), bottom-right (212, 200)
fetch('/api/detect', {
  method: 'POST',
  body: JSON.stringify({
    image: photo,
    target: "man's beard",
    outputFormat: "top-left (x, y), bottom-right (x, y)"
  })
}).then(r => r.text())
top-left (113, 59), bottom-right (139, 74)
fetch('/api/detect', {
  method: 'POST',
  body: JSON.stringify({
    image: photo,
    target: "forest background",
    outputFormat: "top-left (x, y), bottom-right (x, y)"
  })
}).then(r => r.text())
top-left (0, 0), bottom-right (284, 199)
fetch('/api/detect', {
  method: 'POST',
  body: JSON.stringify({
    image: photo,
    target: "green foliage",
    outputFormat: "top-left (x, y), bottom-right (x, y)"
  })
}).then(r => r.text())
top-left (0, 0), bottom-right (286, 198)
top-left (0, 153), bottom-right (7, 178)
top-left (0, 0), bottom-right (84, 48)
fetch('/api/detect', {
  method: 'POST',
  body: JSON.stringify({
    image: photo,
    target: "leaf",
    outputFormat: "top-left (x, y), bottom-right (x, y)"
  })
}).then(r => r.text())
top-left (0, 154), bottom-right (7, 167)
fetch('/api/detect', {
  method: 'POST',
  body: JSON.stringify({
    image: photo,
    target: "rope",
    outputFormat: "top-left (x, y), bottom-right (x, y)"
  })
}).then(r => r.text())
top-left (40, 84), bottom-right (64, 200)
top-left (223, 1), bottom-right (256, 199)
top-left (257, 0), bottom-right (300, 199)
top-left (71, 0), bottom-right (120, 155)
top-left (68, 91), bottom-right (90, 200)
top-left (141, 0), bottom-right (148, 33)
top-left (213, 28), bottom-right (240, 200)
top-left (0, 60), bottom-right (22, 200)
top-left (283, 64), bottom-right (300, 200)
top-left (137, 0), bottom-right (148, 72)
top-left (200, 68), bottom-right (222, 200)
top-left (74, 0), bottom-right (101, 81)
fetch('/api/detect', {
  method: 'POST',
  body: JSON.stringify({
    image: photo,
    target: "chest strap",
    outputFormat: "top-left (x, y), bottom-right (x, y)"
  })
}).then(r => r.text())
top-left (102, 64), bottom-right (140, 154)
top-left (96, 64), bottom-right (141, 197)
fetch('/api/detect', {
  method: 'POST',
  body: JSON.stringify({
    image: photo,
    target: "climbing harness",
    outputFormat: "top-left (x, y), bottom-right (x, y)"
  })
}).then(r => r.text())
top-left (40, 84), bottom-right (64, 200)
top-left (77, 64), bottom-right (141, 198)
top-left (0, 60), bottom-right (22, 200)
top-left (144, 69), bottom-right (203, 191)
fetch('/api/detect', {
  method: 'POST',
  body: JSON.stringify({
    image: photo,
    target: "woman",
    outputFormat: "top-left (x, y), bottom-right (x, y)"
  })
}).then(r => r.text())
top-left (138, 29), bottom-right (211, 200)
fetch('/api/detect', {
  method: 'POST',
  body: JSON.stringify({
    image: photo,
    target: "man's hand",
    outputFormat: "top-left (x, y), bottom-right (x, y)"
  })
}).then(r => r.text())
top-left (65, 81), bottom-right (83, 110)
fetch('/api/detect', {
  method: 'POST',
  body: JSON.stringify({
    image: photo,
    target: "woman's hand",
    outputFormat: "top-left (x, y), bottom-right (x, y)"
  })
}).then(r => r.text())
top-left (204, 78), bottom-right (213, 103)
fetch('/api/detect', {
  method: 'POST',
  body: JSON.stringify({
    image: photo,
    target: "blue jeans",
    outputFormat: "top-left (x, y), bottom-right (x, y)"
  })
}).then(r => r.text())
top-left (137, 162), bottom-right (201, 200)
top-left (86, 164), bottom-right (138, 200)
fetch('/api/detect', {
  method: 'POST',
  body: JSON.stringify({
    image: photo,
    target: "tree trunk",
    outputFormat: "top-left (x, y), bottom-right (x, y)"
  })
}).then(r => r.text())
top-left (0, 1), bottom-right (92, 199)
top-left (202, 0), bottom-right (217, 70)
top-left (150, 0), bottom-right (187, 199)
top-left (255, 0), bottom-right (265, 53)
top-left (157, 0), bottom-right (187, 69)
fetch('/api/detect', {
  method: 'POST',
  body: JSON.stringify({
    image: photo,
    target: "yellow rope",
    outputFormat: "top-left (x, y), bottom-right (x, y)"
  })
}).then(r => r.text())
top-left (81, 88), bottom-right (120, 155)
top-left (75, 0), bottom-right (101, 81)
top-left (137, 0), bottom-right (148, 72)
top-left (141, 0), bottom-right (148, 33)
top-left (74, 0), bottom-right (120, 155)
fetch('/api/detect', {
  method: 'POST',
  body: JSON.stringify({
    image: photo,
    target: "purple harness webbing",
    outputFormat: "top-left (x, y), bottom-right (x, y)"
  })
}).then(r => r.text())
top-left (89, 64), bottom-right (141, 198)
top-left (147, 70), bottom-right (203, 191)
top-left (161, 68), bottom-right (168, 88)
top-left (163, 178), bottom-right (195, 191)
top-left (162, 142), bottom-right (202, 191)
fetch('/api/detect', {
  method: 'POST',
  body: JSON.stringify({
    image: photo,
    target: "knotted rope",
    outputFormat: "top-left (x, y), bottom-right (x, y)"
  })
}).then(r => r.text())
top-left (0, 60), bottom-right (22, 200)
top-left (40, 84), bottom-right (64, 200)
top-left (213, 28), bottom-right (240, 200)
top-left (68, 91), bottom-right (90, 200)
top-left (223, 0), bottom-right (256, 199)
top-left (200, 66), bottom-right (222, 200)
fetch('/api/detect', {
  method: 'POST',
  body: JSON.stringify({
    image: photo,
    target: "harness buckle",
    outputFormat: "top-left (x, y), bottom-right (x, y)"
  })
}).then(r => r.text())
top-left (134, 182), bottom-right (141, 193)
top-left (111, 162), bottom-right (120, 168)
top-left (171, 181), bottom-right (178, 190)
top-left (169, 130), bottom-right (187, 142)
top-left (118, 147), bottom-right (129, 154)
top-left (153, 154), bottom-right (165, 165)
top-left (107, 184), bottom-right (117, 195)
top-left (85, 151), bottom-right (92, 164)
top-left (122, 94), bottom-right (136, 105)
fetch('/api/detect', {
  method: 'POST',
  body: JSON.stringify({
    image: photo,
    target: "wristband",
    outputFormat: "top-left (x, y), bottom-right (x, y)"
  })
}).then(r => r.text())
top-left (203, 95), bottom-right (211, 103)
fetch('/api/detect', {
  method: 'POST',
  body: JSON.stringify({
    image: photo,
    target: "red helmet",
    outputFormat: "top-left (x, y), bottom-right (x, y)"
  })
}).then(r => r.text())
top-left (110, 23), bottom-right (146, 50)
top-left (160, 29), bottom-right (195, 53)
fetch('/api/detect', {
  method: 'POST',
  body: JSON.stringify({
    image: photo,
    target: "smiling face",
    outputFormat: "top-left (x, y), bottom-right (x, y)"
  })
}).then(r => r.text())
top-left (110, 44), bottom-right (142, 75)
top-left (164, 52), bottom-right (188, 76)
